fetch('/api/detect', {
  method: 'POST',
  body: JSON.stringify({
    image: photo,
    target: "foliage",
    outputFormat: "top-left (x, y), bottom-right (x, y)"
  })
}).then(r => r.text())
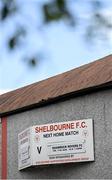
top-left (0, 0), bottom-right (112, 67)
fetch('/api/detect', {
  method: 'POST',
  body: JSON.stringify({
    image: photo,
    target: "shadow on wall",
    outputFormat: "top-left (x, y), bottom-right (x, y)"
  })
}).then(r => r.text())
top-left (19, 161), bottom-right (95, 179)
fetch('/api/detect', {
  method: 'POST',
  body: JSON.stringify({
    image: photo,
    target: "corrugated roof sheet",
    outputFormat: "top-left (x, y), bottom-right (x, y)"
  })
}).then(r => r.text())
top-left (0, 55), bottom-right (112, 116)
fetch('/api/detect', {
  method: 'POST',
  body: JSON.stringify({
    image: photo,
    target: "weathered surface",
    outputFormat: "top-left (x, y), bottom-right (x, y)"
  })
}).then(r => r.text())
top-left (7, 89), bottom-right (112, 179)
top-left (0, 55), bottom-right (112, 116)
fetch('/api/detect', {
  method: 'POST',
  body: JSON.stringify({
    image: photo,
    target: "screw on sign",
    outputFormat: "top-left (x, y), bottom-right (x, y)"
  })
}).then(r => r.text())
top-left (82, 130), bottom-right (89, 137)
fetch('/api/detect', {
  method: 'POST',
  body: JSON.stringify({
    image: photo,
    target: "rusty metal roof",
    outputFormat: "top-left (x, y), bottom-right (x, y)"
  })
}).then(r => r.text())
top-left (0, 54), bottom-right (112, 116)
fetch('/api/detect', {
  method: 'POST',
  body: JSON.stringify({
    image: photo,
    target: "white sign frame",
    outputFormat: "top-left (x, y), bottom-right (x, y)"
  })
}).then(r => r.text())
top-left (18, 119), bottom-right (94, 170)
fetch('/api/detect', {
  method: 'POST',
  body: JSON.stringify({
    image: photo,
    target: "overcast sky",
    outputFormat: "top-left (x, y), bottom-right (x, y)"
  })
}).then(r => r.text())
top-left (0, 0), bottom-right (112, 94)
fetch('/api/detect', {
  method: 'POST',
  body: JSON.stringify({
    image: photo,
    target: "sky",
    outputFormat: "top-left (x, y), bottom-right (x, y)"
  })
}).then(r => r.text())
top-left (0, 0), bottom-right (112, 94)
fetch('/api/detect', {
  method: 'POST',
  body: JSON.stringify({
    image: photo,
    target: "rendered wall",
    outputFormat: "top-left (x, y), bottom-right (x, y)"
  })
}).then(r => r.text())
top-left (0, 120), bottom-right (1, 179)
top-left (7, 89), bottom-right (112, 179)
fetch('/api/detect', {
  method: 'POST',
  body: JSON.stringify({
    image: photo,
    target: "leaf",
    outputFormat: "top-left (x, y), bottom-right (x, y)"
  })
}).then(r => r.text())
top-left (8, 36), bottom-right (17, 49)
top-left (0, 1), bottom-right (17, 21)
top-left (8, 27), bottom-right (26, 50)
top-left (28, 58), bottom-right (37, 67)
top-left (1, 4), bottom-right (9, 20)
top-left (56, 0), bottom-right (66, 11)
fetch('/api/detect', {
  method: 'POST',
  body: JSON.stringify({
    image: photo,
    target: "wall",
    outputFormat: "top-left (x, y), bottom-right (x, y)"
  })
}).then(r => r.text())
top-left (0, 119), bottom-right (1, 179)
top-left (7, 89), bottom-right (112, 179)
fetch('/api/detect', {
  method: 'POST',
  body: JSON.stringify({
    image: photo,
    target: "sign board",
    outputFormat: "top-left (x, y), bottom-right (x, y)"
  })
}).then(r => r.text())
top-left (18, 119), bottom-right (94, 170)
top-left (18, 128), bottom-right (32, 170)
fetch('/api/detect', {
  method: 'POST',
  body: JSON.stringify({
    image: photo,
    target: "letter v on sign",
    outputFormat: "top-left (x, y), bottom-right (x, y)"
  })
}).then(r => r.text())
top-left (37, 146), bottom-right (42, 154)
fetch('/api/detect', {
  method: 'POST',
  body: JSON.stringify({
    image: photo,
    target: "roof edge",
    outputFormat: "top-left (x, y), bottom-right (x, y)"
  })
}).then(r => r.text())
top-left (0, 54), bottom-right (111, 98)
top-left (1, 80), bottom-right (112, 117)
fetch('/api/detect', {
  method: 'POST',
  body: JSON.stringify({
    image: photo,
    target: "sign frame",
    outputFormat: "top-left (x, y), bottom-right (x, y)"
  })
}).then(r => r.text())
top-left (18, 119), bottom-right (94, 170)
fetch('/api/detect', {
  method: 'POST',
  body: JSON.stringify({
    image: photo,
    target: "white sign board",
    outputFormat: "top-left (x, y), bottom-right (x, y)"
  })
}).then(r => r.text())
top-left (18, 128), bottom-right (32, 170)
top-left (18, 119), bottom-right (94, 170)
